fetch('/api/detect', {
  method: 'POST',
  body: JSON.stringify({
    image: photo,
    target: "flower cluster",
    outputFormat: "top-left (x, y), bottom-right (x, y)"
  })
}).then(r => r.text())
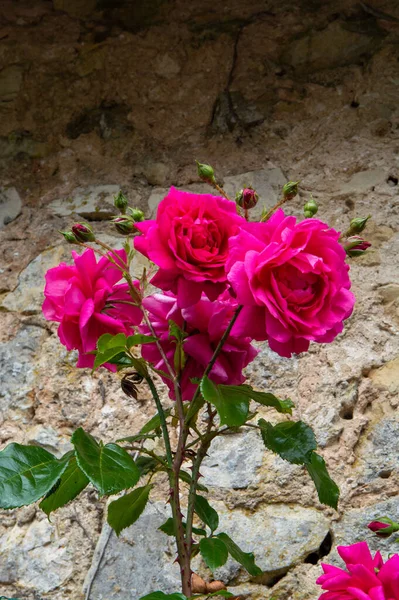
top-left (43, 248), bottom-right (142, 369)
top-left (317, 541), bottom-right (399, 599)
top-left (43, 187), bottom-right (355, 393)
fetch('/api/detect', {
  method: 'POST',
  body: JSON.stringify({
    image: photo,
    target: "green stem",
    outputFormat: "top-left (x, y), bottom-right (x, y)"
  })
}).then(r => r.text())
top-left (145, 375), bottom-right (173, 470)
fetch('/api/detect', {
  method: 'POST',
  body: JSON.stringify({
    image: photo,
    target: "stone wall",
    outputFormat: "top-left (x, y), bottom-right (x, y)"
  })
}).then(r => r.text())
top-left (0, 0), bottom-right (399, 598)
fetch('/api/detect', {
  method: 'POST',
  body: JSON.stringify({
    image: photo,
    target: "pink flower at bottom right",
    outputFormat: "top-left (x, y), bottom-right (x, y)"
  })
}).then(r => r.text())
top-left (317, 541), bottom-right (399, 600)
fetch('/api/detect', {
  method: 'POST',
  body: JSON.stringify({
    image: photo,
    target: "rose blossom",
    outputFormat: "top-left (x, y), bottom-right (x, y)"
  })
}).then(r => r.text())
top-left (134, 187), bottom-right (245, 308)
top-left (317, 541), bottom-right (399, 599)
top-left (140, 292), bottom-right (258, 401)
top-left (226, 209), bottom-right (355, 358)
top-left (42, 248), bottom-right (142, 368)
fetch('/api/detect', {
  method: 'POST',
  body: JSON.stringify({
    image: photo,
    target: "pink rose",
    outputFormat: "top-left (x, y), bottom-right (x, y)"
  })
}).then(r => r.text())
top-left (226, 209), bottom-right (355, 358)
top-left (140, 292), bottom-right (258, 401)
top-left (42, 248), bottom-right (142, 368)
top-left (134, 187), bottom-right (245, 307)
top-left (317, 541), bottom-right (399, 599)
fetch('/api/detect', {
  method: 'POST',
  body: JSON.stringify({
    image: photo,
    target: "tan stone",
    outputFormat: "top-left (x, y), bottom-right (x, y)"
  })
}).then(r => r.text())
top-left (369, 357), bottom-right (399, 394)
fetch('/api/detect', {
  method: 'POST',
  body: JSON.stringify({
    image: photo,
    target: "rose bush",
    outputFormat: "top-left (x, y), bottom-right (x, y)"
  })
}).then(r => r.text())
top-left (134, 187), bottom-right (245, 307)
top-left (42, 248), bottom-right (142, 368)
top-left (226, 209), bottom-right (355, 357)
top-left (140, 291), bottom-right (258, 400)
top-left (317, 541), bottom-right (399, 600)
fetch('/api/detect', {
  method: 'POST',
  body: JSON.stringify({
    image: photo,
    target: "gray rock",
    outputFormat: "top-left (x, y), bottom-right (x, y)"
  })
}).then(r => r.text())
top-left (283, 21), bottom-right (383, 73)
top-left (209, 502), bottom-right (330, 582)
top-left (86, 500), bottom-right (329, 597)
top-left (0, 518), bottom-right (74, 593)
top-left (0, 325), bottom-right (46, 424)
top-left (357, 416), bottom-right (399, 481)
top-left (48, 185), bottom-right (120, 219)
top-left (202, 429), bottom-right (264, 489)
top-left (0, 187), bottom-right (22, 228)
top-left (85, 505), bottom-right (181, 599)
top-left (331, 499), bottom-right (398, 563)
top-left (1, 245), bottom-right (72, 314)
top-left (338, 168), bottom-right (388, 195)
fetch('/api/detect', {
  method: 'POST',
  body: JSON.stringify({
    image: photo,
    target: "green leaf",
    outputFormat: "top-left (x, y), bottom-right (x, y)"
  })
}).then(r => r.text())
top-left (140, 409), bottom-right (172, 434)
top-left (39, 455), bottom-right (89, 516)
top-left (93, 348), bottom-right (128, 370)
top-left (0, 444), bottom-right (71, 509)
top-left (199, 537), bottom-right (228, 570)
top-left (158, 517), bottom-right (206, 537)
top-left (236, 385), bottom-right (294, 414)
top-left (126, 334), bottom-right (157, 346)
top-left (258, 419), bottom-right (316, 464)
top-left (168, 320), bottom-right (187, 342)
top-left (306, 452), bottom-right (339, 509)
top-left (97, 333), bottom-right (127, 351)
top-left (71, 428), bottom-right (140, 495)
top-left (200, 377), bottom-right (249, 427)
top-left (194, 494), bottom-right (219, 532)
top-left (216, 532), bottom-right (262, 576)
top-left (116, 433), bottom-right (159, 444)
top-left (139, 593), bottom-right (187, 600)
top-left (107, 484), bottom-right (152, 535)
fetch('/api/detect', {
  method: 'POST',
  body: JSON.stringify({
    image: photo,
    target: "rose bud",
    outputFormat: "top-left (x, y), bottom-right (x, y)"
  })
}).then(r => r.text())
top-left (303, 196), bottom-right (318, 218)
top-left (282, 181), bottom-right (299, 200)
top-left (112, 215), bottom-right (136, 235)
top-left (367, 517), bottom-right (399, 538)
top-left (60, 230), bottom-right (77, 244)
top-left (347, 215), bottom-right (371, 235)
top-left (131, 208), bottom-right (145, 222)
top-left (196, 160), bottom-right (216, 184)
top-left (114, 190), bottom-right (129, 214)
top-left (71, 223), bottom-right (95, 242)
top-left (236, 187), bottom-right (259, 210)
top-left (344, 235), bottom-right (371, 257)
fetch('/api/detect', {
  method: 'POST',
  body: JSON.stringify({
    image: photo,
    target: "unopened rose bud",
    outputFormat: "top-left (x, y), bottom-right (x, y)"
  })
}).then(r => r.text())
top-left (112, 215), bottom-right (136, 235)
top-left (60, 230), bottom-right (77, 243)
top-left (71, 223), bottom-right (95, 242)
top-left (114, 190), bottom-right (129, 214)
top-left (344, 235), bottom-right (371, 257)
top-left (283, 181), bottom-right (299, 200)
top-left (236, 187), bottom-right (259, 210)
top-left (304, 196), bottom-right (318, 218)
top-left (196, 160), bottom-right (216, 184)
top-left (347, 215), bottom-right (371, 235)
top-left (367, 518), bottom-right (399, 538)
top-left (131, 208), bottom-right (145, 222)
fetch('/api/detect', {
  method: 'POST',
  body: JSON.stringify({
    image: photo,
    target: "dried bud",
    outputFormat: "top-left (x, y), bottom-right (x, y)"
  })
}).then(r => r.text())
top-left (60, 230), bottom-right (77, 243)
top-left (112, 215), bottom-right (136, 235)
top-left (236, 187), bottom-right (259, 210)
top-left (347, 215), bottom-right (371, 235)
top-left (121, 372), bottom-right (143, 399)
top-left (303, 196), bottom-right (318, 218)
top-left (131, 208), bottom-right (145, 222)
top-left (282, 181), bottom-right (299, 200)
top-left (191, 573), bottom-right (207, 594)
top-left (207, 581), bottom-right (227, 592)
top-left (196, 160), bottom-right (216, 184)
top-left (344, 235), bottom-right (372, 257)
top-left (114, 190), bottom-right (129, 214)
top-left (71, 223), bottom-right (95, 242)
top-left (367, 518), bottom-right (399, 538)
